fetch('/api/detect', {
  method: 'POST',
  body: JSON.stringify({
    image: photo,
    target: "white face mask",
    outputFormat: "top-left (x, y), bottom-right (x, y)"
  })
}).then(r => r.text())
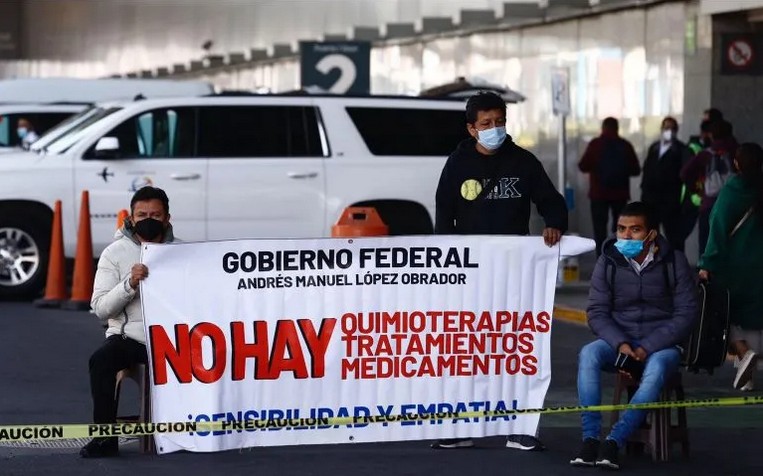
top-left (661, 129), bottom-right (674, 142)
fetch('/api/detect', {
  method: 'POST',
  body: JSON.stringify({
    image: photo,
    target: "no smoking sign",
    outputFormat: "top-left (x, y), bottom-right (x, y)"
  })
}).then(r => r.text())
top-left (728, 39), bottom-right (753, 67)
top-left (721, 34), bottom-right (762, 75)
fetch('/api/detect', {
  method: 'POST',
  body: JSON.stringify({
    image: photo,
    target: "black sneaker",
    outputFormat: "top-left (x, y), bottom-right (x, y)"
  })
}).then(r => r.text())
top-left (79, 437), bottom-right (119, 458)
top-left (595, 439), bottom-right (620, 470)
top-left (430, 438), bottom-right (474, 449)
top-left (505, 434), bottom-right (546, 451)
top-left (570, 438), bottom-right (600, 467)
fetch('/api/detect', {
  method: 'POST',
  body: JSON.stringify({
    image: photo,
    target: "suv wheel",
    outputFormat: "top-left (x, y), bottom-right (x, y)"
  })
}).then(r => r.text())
top-left (0, 214), bottom-right (50, 299)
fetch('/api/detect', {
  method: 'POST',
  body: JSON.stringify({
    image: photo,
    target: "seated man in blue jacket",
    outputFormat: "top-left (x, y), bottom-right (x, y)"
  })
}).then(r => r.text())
top-left (570, 201), bottom-right (697, 470)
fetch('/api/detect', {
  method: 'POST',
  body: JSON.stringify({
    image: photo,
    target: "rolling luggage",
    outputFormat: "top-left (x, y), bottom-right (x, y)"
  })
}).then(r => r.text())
top-left (682, 281), bottom-right (731, 374)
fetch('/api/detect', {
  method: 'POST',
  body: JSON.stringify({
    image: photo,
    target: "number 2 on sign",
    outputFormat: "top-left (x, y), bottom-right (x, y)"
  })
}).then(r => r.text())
top-left (316, 54), bottom-right (357, 94)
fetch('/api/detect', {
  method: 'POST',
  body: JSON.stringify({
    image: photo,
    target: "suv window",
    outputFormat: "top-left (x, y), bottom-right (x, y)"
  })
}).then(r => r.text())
top-left (0, 112), bottom-right (73, 147)
top-left (89, 107), bottom-right (195, 159)
top-left (346, 107), bottom-right (469, 156)
top-left (45, 107), bottom-right (122, 154)
top-left (197, 106), bottom-right (325, 158)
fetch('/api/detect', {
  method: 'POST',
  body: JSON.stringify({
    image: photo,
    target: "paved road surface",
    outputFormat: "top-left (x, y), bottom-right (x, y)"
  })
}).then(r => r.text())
top-left (0, 296), bottom-right (761, 475)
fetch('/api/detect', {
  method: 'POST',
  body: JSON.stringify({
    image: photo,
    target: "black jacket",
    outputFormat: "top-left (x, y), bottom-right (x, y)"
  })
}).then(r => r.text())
top-left (435, 137), bottom-right (568, 235)
top-left (640, 139), bottom-right (691, 208)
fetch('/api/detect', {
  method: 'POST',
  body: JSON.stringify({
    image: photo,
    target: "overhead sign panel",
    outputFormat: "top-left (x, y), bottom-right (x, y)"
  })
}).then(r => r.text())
top-left (300, 41), bottom-right (370, 95)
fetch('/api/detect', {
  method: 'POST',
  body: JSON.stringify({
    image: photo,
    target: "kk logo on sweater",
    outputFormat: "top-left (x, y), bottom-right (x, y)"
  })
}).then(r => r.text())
top-left (460, 178), bottom-right (521, 201)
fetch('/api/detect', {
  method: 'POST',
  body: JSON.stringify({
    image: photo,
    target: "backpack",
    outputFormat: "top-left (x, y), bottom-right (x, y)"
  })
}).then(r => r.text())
top-left (597, 139), bottom-right (629, 190)
top-left (703, 150), bottom-right (733, 198)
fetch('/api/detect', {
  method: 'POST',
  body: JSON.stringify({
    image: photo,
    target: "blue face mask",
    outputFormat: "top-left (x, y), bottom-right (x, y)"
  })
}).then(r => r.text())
top-left (17, 127), bottom-right (28, 139)
top-left (614, 239), bottom-right (645, 259)
top-left (477, 127), bottom-right (507, 150)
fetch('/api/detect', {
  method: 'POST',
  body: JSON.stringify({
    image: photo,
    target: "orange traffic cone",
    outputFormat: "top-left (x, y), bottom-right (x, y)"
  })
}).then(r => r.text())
top-left (116, 209), bottom-right (128, 230)
top-left (33, 200), bottom-right (68, 308)
top-left (331, 207), bottom-right (389, 237)
top-left (62, 191), bottom-right (95, 311)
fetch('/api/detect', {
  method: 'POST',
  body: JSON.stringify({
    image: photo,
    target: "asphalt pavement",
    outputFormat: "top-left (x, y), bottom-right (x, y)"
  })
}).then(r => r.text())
top-left (1, 290), bottom-right (762, 475)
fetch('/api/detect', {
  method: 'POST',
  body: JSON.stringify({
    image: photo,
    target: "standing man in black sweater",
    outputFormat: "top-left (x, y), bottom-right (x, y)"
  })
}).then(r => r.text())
top-left (433, 91), bottom-right (568, 451)
top-left (435, 92), bottom-right (568, 243)
top-left (640, 116), bottom-right (692, 252)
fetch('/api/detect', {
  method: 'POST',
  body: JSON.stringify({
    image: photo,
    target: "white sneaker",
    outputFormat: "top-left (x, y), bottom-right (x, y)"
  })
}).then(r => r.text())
top-left (734, 350), bottom-right (758, 390)
top-left (741, 379), bottom-right (754, 392)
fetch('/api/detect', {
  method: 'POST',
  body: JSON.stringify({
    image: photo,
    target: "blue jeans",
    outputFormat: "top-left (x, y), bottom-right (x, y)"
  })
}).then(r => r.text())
top-left (577, 339), bottom-right (681, 447)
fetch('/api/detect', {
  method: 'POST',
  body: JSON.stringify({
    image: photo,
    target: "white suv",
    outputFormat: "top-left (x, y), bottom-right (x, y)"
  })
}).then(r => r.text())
top-left (0, 94), bottom-right (470, 298)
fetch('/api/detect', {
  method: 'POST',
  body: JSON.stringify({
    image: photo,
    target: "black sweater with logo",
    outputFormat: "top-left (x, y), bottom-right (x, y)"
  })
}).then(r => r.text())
top-left (435, 137), bottom-right (568, 235)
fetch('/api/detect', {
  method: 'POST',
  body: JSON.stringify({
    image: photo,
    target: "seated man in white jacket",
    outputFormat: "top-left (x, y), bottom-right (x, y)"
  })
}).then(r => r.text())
top-left (80, 186), bottom-right (176, 459)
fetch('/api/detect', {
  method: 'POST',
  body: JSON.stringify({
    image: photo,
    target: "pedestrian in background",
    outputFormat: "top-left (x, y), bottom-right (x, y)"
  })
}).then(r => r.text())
top-left (698, 143), bottom-right (763, 391)
top-left (640, 117), bottom-right (692, 252)
top-left (578, 117), bottom-right (640, 257)
top-left (681, 119), bottom-right (738, 257)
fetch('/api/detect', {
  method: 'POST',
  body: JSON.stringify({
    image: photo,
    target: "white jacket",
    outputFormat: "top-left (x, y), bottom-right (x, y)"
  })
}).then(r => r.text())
top-left (90, 225), bottom-right (175, 344)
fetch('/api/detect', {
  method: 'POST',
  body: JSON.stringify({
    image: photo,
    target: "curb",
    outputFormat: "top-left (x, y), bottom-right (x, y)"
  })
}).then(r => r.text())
top-left (553, 305), bottom-right (587, 325)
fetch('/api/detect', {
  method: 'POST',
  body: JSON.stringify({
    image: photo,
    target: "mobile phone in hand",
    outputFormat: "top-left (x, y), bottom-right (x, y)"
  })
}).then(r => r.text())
top-left (615, 352), bottom-right (644, 380)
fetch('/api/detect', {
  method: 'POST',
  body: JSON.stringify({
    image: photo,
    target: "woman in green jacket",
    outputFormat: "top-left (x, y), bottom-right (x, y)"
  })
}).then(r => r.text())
top-left (699, 142), bottom-right (763, 391)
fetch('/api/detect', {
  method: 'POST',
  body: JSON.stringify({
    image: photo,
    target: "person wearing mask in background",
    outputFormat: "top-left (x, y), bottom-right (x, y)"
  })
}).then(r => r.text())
top-left (16, 117), bottom-right (39, 150)
top-left (434, 91), bottom-right (568, 451)
top-left (698, 143), bottom-right (763, 392)
top-left (570, 201), bottom-right (697, 470)
top-left (640, 117), bottom-right (692, 252)
top-left (578, 117), bottom-right (641, 257)
top-left (680, 120), bottom-right (713, 247)
top-left (681, 120), bottom-right (738, 258)
top-left (79, 186), bottom-right (177, 458)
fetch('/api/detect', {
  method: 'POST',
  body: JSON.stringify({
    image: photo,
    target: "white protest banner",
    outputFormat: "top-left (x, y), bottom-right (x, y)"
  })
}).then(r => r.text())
top-left (140, 235), bottom-right (594, 454)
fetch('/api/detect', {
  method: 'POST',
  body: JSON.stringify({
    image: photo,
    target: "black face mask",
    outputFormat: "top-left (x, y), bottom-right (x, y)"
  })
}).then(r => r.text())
top-left (134, 218), bottom-right (165, 241)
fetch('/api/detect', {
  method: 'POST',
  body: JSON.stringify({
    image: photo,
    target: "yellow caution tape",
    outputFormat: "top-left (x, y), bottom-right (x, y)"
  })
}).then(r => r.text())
top-left (2, 395), bottom-right (762, 442)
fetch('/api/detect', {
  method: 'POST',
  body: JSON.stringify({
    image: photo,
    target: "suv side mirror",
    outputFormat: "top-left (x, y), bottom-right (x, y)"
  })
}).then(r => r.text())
top-left (92, 136), bottom-right (120, 159)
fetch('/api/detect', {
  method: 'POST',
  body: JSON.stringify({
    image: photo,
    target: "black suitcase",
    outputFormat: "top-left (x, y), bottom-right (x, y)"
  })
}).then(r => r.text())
top-left (682, 281), bottom-right (731, 374)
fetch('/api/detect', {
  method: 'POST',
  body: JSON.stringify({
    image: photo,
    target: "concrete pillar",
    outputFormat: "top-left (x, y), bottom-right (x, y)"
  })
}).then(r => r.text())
top-left (501, 2), bottom-right (544, 21)
top-left (459, 9), bottom-right (497, 27)
top-left (544, 0), bottom-right (590, 14)
top-left (203, 55), bottom-right (224, 67)
top-left (353, 26), bottom-right (380, 41)
top-left (590, 0), bottom-right (627, 6)
top-left (227, 52), bottom-right (246, 64)
top-left (271, 43), bottom-right (294, 57)
top-left (385, 22), bottom-right (416, 39)
top-left (250, 48), bottom-right (268, 61)
top-left (420, 17), bottom-right (454, 34)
